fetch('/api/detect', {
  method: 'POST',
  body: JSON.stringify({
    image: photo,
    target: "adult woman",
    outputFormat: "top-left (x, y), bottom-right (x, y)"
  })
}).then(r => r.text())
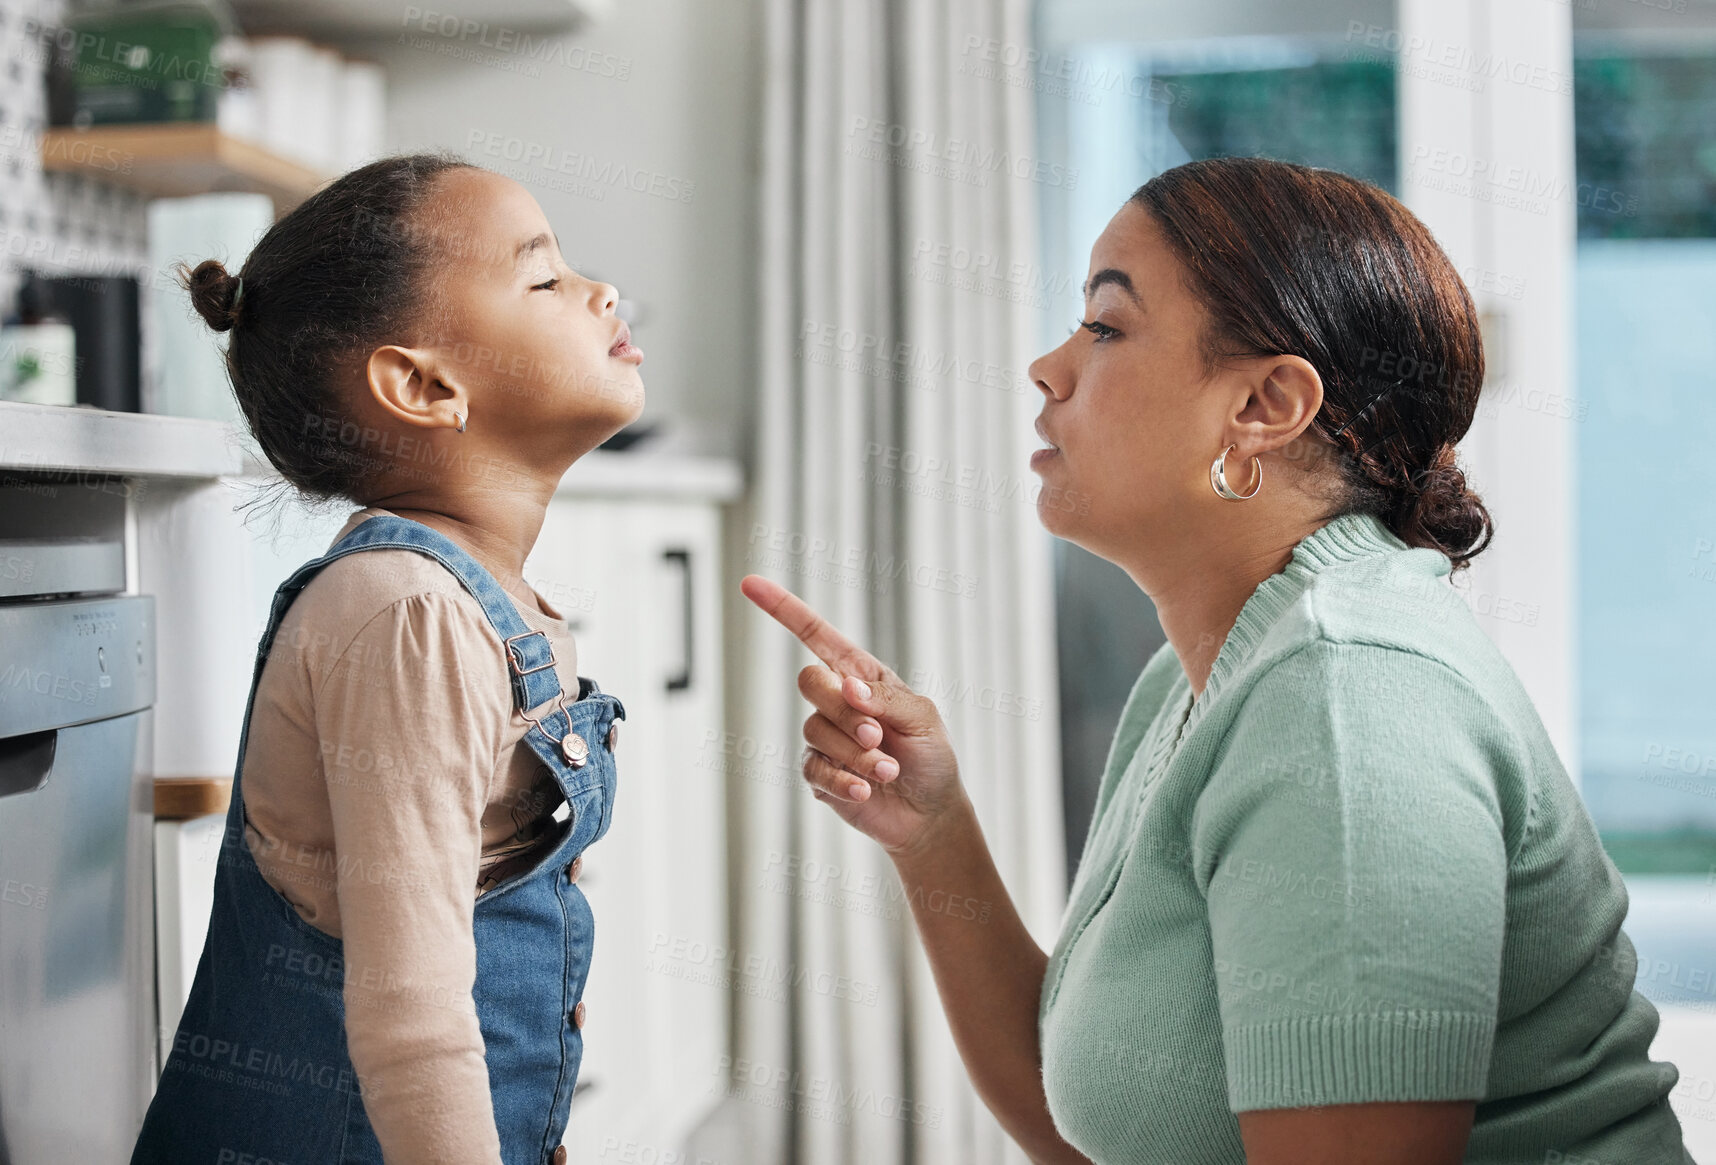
top-left (739, 157), bottom-right (1692, 1164)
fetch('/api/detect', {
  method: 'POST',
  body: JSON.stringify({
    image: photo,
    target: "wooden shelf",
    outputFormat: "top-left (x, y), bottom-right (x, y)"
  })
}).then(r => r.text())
top-left (230, 0), bottom-right (600, 40)
top-left (40, 124), bottom-right (328, 215)
top-left (154, 777), bottom-right (233, 821)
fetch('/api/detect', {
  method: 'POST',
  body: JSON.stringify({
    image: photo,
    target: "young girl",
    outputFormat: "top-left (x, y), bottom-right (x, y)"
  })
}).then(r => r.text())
top-left (131, 154), bottom-right (643, 1165)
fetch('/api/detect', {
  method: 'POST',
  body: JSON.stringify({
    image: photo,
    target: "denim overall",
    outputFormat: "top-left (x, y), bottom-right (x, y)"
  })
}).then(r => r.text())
top-left (132, 514), bottom-right (626, 1165)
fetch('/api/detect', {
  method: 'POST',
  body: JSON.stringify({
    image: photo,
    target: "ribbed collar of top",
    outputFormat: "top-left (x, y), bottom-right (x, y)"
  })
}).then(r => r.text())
top-left (1185, 509), bottom-right (1422, 728)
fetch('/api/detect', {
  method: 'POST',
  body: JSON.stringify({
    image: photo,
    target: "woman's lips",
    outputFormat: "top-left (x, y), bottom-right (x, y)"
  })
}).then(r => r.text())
top-left (609, 323), bottom-right (644, 365)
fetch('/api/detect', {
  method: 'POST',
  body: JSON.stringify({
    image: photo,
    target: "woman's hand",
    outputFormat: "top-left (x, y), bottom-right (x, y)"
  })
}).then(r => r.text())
top-left (739, 574), bottom-right (966, 856)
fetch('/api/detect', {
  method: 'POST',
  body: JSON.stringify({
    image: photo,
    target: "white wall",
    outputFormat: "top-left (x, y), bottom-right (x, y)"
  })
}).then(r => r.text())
top-left (372, 0), bottom-right (763, 462)
top-left (1395, 0), bottom-right (1578, 777)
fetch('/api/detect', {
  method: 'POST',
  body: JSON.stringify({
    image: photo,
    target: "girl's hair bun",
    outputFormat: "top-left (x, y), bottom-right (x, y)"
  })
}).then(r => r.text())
top-left (181, 258), bottom-right (242, 333)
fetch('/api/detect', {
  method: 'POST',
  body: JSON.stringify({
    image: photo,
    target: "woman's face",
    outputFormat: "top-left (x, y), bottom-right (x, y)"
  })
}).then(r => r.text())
top-left (415, 167), bottom-right (645, 460)
top-left (1027, 201), bottom-right (1250, 564)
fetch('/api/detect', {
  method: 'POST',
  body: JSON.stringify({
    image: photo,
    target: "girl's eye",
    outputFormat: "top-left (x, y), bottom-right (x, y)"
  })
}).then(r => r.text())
top-left (532, 277), bottom-right (560, 291)
top-left (1074, 318), bottom-right (1119, 342)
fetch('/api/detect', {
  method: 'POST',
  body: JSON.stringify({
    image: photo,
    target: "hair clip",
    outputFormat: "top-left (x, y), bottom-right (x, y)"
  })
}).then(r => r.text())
top-left (230, 275), bottom-right (245, 312)
top-left (1329, 378), bottom-right (1404, 441)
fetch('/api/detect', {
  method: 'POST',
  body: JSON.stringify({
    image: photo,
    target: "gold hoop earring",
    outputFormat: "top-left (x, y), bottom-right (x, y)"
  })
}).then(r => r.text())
top-left (1210, 443), bottom-right (1261, 501)
top-left (453, 411), bottom-right (466, 433)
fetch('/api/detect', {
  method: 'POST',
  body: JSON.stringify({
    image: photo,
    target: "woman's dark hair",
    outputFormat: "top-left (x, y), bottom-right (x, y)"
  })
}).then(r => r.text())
top-left (1132, 156), bottom-right (1493, 570)
top-left (181, 151), bottom-right (473, 502)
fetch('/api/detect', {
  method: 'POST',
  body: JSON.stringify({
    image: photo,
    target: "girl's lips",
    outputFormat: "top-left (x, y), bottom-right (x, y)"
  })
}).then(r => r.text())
top-left (609, 323), bottom-right (644, 364)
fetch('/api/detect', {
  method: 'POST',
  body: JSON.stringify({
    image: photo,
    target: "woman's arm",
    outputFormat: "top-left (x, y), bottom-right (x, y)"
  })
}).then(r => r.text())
top-left (1238, 1102), bottom-right (1475, 1164)
top-left (883, 793), bottom-right (1091, 1165)
top-left (744, 575), bottom-right (1089, 1164)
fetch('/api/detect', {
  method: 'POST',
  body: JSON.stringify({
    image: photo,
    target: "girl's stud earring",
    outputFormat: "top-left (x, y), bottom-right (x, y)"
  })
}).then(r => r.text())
top-left (454, 411), bottom-right (466, 433)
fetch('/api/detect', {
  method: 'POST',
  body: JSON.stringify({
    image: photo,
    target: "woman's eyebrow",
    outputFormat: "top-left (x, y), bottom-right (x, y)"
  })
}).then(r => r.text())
top-left (1083, 267), bottom-right (1140, 303)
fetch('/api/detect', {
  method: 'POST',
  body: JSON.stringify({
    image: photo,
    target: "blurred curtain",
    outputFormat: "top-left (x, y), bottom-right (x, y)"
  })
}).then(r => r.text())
top-left (701, 1), bottom-right (1066, 1163)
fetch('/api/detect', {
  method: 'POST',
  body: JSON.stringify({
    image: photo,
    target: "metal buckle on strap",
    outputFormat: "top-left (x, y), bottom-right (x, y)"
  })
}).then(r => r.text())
top-left (503, 630), bottom-right (587, 766)
top-left (502, 629), bottom-right (557, 675)
top-left (520, 693), bottom-right (589, 768)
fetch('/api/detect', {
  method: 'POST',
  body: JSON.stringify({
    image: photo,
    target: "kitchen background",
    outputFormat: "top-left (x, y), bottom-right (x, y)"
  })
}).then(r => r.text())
top-left (1, 0), bottom-right (1713, 1162)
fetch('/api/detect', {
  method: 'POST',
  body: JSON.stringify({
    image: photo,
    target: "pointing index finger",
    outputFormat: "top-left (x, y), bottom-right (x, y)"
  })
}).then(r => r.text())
top-left (739, 574), bottom-right (884, 680)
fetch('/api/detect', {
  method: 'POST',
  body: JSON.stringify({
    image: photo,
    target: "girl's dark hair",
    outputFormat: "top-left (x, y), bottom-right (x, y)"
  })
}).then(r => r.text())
top-left (1132, 156), bottom-right (1493, 570)
top-left (181, 152), bottom-right (474, 502)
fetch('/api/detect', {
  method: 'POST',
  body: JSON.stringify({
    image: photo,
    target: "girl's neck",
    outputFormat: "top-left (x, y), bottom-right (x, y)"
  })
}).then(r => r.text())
top-left (367, 496), bottom-right (548, 605)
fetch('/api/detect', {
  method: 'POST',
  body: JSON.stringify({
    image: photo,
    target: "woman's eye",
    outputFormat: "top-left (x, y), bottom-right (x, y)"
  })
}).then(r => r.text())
top-left (1076, 318), bottom-right (1119, 341)
top-left (532, 277), bottom-right (560, 291)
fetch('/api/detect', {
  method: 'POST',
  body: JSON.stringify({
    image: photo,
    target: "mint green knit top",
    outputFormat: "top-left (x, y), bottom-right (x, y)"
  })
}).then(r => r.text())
top-left (1038, 511), bottom-right (1692, 1164)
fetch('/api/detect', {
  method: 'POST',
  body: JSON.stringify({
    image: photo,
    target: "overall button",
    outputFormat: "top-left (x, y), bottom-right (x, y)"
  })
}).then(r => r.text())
top-left (552, 1147), bottom-right (568, 1165)
top-left (571, 1001), bottom-right (587, 1029)
top-left (606, 721), bottom-right (619, 752)
top-left (565, 855), bottom-right (583, 883)
top-left (561, 731), bottom-right (588, 767)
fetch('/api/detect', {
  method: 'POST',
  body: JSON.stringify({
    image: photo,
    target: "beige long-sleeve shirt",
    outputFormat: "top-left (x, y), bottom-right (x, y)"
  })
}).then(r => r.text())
top-left (238, 506), bottom-right (579, 1164)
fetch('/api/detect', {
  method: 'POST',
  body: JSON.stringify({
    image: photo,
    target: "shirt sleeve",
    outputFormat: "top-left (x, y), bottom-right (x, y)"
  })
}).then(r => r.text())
top-left (314, 591), bottom-right (508, 1165)
top-left (1189, 639), bottom-right (1513, 1113)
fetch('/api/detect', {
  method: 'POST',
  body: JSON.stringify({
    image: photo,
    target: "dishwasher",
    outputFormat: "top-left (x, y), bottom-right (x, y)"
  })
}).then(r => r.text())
top-left (0, 534), bottom-right (156, 1164)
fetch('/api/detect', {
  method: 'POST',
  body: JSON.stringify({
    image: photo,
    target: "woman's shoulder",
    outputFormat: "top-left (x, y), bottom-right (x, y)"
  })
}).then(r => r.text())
top-left (1199, 554), bottom-right (1552, 860)
top-left (1240, 537), bottom-right (1529, 727)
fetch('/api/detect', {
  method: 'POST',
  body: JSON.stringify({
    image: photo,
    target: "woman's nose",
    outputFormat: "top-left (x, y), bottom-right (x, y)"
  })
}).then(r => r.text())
top-left (1029, 345), bottom-right (1070, 400)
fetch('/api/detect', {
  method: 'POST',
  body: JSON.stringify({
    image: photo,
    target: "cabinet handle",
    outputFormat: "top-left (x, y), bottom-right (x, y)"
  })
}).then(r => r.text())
top-left (664, 548), bottom-right (692, 692)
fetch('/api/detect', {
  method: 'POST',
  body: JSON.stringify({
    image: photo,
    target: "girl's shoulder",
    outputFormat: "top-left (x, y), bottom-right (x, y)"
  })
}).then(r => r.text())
top-left (273, 544), bottom-right (500, 677)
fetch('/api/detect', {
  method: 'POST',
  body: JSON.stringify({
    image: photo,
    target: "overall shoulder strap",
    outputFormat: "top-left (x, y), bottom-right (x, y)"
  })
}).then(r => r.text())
top-left (263, 512), bottom-right (564, 714)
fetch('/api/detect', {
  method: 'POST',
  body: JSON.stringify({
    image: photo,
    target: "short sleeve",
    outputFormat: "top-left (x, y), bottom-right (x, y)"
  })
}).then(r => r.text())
top-left (1190, 640), bottom-right (1509, 1113)
top-left (315, 591), bottom-right (508, 1164)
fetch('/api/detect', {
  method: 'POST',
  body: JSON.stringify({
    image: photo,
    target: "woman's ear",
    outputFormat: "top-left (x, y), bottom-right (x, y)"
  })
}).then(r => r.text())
top-left (1229, 354), bottom-right (1324, 456)
top-left (365, 345), bottom-right (465, 433)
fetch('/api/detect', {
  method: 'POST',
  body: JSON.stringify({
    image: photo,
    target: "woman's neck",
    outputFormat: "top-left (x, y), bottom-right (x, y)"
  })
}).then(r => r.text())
top-left (1128, 511), bottom-right (1324, 699)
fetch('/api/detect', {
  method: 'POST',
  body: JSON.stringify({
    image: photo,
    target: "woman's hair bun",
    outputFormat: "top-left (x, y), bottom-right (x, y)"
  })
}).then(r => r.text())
top-left (1401, 443), bottom-right (1493, 569)
top-left (180, 258), bottom-right (242, 333)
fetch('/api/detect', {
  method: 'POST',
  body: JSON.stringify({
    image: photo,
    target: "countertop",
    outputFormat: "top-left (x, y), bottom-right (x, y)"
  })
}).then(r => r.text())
top-left (0, 402), bottom-right (745, 500)
top-left (0, 401), bottom-right (245, 478)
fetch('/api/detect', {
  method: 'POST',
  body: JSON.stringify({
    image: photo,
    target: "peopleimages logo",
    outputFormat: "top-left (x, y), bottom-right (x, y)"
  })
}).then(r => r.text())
top-left (400, 7), bottom-right (632, 78)
top-left (846, 117), bottom-right (1078, 190)
top-left (464, 130), bottom-right (696, 203)
top-left (1407, 145), bottom-right (1637, 217)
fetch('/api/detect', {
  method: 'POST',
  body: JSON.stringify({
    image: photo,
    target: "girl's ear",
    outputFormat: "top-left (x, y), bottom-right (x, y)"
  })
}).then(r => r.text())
top-left (366, 345), bottom-right (465, 433)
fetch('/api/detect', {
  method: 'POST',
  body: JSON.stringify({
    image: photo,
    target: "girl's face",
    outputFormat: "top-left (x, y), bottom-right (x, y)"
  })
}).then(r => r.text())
top-left (416, 167), bottom-right (645, 462)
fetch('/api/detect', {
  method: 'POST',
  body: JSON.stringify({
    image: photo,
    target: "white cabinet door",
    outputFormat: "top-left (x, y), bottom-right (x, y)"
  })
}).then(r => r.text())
top-left (532, 497), bottom-right (728, 1159)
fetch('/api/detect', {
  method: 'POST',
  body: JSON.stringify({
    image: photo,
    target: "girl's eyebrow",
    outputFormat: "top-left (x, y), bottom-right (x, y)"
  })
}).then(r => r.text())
top-left (516, 232), bottom-right (552, 260)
